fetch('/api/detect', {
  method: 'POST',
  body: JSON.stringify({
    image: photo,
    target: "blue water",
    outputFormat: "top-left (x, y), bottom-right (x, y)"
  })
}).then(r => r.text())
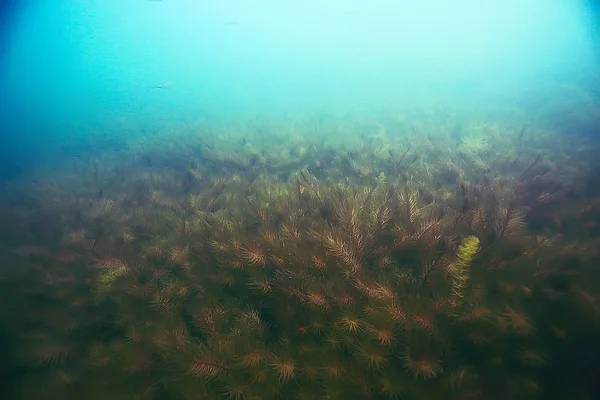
top-left (1, 0), bottom-right (598, 180)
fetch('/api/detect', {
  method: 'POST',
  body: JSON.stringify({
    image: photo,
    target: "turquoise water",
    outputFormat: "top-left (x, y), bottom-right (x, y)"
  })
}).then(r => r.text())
top-left (1, 0), bottom-right (597, 174)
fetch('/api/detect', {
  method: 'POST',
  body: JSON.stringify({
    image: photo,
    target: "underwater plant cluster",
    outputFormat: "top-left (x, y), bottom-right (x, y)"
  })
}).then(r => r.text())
top-left (0, 115), bottom-right (599, 399)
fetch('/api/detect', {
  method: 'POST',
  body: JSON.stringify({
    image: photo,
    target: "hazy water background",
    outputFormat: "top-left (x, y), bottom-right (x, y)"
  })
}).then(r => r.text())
top-left (1, 0), bottom-right (598, 180)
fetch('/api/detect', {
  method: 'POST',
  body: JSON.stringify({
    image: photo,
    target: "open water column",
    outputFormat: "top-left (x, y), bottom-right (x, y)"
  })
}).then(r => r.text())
top-left (0, 1), bottom-right (599, 399)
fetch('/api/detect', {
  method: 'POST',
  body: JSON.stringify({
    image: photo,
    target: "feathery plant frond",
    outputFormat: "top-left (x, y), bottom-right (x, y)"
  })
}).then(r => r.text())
top-left (397, 185), bottom-right (420, 227)
top-left (493, 204), bottom-right (527, 239)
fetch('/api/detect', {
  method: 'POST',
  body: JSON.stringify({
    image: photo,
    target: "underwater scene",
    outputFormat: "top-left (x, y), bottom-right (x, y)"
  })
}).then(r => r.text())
top-left (1, 0), bottom-right (600, 399)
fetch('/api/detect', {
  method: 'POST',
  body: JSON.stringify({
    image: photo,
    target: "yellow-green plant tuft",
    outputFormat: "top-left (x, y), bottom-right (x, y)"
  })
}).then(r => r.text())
top-left (448, 236), bottom-right (480, 309)
top-left (96, 265), bottom-right (127, 295)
